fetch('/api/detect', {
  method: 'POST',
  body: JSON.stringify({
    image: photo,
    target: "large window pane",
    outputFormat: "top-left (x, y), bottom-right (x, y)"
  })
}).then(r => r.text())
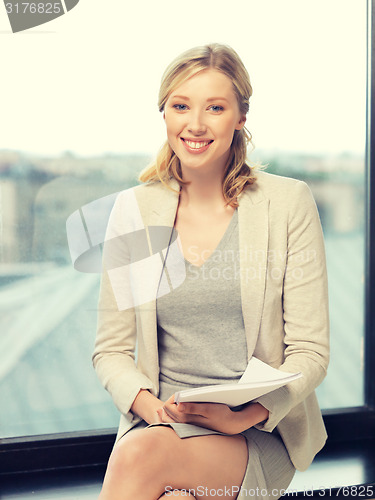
top-left (0, 0), bottom-right (366, 437)
top-left (252, 152), bottom-right (365, 409)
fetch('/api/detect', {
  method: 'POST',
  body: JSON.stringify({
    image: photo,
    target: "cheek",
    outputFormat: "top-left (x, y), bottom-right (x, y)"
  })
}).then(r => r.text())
top-left (165, 116), bottom-right (182, 137)
top-left (215, 116), bottom-right (238, 137)
top-left (164, 119), bottom-right (180, 150)
top-left (166, 126), bottom-right (180, 147)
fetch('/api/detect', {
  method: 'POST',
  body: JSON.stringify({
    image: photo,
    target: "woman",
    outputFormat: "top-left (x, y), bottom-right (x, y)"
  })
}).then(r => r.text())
top-left (93, 43), bottom-right (329, 499)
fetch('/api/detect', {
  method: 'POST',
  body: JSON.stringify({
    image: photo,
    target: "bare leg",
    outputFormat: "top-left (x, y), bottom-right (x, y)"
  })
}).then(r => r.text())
top-left (98, 426), bottom-right (248, 500)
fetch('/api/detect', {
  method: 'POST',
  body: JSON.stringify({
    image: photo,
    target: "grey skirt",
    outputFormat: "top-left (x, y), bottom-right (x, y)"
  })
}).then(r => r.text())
top-left (128, 417), bottom-right (295, 499)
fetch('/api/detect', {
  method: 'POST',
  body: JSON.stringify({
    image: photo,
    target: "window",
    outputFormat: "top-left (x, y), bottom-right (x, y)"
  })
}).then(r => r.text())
top-left (0, 0), bottom-right (372, 458)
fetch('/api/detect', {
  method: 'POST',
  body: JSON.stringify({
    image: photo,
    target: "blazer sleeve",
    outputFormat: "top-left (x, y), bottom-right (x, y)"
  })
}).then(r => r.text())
top-left (92, 191), bottom-right (154, 418)
top-left (254, 180), bottom-right (330, 432)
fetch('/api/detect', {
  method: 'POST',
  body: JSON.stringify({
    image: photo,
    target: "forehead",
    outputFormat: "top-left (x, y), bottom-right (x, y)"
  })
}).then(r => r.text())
top-left (169, 69), bottom-right (236, 100)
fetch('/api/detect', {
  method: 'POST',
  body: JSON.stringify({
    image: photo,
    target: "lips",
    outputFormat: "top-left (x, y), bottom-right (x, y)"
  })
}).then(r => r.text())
top-left (181, 138), bottom-right (213, 153)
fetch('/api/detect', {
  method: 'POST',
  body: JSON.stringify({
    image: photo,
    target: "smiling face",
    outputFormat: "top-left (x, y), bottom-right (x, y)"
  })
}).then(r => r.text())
top-left (163, 69), bottom-right (246, 179)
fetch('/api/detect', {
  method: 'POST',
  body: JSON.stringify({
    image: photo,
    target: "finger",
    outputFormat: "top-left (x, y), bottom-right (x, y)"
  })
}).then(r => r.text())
top-left (163, 404), bottom-right (184, 422)
top-left (160, 406), bottom-right (179, 423)
top-left (156, 408), bottom-right (164, 422)
top-left (163, 400), bottom-right (182, 416)
top-left (178, 402), bottom-right (208, 416)
top-left (165, 394), bottom-right (176, 404)
top-left (179, 413), bottom-right (210, 427)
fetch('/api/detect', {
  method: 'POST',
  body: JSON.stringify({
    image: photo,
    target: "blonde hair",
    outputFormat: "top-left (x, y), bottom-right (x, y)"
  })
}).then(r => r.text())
top-left (138, 43), bottom-right (260, 207)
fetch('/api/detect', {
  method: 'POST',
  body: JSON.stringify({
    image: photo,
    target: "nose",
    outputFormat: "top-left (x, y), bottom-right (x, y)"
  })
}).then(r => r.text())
top-left (187, 110), bottom-right (207, 135)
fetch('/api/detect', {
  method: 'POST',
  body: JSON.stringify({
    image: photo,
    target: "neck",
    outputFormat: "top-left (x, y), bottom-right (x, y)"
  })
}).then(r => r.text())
top-left (178, 169), bottom-right (232, 214)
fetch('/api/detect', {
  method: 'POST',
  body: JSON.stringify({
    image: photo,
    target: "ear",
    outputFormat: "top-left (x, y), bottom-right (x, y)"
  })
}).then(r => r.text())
top-left (235, 115), bottom-right (246, 131)
top-left (163, 112), bottom-right (166, 121)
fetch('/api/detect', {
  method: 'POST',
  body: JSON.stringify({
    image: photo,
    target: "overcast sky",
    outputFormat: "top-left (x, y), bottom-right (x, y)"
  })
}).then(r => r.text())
top-left (0, 0), bottom-right (367, 157)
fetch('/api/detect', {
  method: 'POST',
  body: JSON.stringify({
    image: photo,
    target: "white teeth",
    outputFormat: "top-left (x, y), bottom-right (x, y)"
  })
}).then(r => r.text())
top-left (185, 140), bottom-right (211, 149)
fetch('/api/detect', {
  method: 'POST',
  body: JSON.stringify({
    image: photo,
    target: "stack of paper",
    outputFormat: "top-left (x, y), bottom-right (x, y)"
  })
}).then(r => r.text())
top-left (174, 357), bottom-right (302, 407)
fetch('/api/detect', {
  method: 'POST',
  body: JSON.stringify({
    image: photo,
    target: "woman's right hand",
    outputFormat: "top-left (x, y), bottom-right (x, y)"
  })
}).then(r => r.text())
top-left (131, 389), bottom-right (179, 425)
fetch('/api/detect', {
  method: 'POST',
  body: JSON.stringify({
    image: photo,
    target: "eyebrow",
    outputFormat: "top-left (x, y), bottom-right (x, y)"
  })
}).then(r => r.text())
top-left (170, 95), bottom-right (229, 103)
top-left (207, 97), bottom-right (229, 103)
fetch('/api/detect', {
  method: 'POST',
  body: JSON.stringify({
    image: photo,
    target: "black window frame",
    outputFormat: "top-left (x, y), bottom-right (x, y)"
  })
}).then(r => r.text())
top-left (0, 0), bottom-right (374, 476)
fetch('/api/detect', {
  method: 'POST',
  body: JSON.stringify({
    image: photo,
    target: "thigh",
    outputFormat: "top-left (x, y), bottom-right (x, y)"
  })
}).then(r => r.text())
top-left (126, 425), bottom-right (249, 499)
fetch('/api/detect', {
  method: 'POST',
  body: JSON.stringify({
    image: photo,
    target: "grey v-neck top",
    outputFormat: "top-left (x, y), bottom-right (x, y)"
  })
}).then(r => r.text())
top-left (156, 208), bottom-right (248, 401)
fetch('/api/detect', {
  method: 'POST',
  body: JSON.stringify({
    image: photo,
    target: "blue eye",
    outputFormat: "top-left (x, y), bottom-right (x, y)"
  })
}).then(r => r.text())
top-left (209, 105), bottom-right (224, 112)
top-left (173, 104), bottom-right (188, 111)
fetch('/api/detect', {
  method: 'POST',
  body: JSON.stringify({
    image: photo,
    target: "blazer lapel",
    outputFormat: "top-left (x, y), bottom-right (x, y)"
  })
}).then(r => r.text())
top-left (237, 186), bottom-right (270, 361)
top-left (133, 179), bottom-right (181, 381)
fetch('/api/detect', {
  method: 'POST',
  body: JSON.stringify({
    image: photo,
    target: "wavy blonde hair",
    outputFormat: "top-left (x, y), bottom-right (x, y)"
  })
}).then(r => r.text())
top-left (138, 43), bottom-right (259, 207)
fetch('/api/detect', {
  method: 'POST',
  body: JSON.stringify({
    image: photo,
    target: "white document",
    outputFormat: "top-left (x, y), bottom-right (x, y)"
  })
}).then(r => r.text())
top-left (174, 357), bottom-right (302, 407)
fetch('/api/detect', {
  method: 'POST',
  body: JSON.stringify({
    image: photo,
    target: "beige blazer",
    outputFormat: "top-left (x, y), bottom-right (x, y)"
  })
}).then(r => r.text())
top-left (93, 170), bottom-right (330, 472)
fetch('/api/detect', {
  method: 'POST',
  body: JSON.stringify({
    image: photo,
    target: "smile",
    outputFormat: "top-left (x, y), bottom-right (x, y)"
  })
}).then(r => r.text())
top-left (181, 138), bottom-right (213, 153)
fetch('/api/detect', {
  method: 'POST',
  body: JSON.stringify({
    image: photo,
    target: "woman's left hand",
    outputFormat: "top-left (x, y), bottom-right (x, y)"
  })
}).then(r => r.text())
top-left (159, 396), bottom-right (245, 435)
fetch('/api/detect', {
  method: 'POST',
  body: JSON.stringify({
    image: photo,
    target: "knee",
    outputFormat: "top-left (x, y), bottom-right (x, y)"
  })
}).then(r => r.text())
top-left (108, 427), bottom-right (174, 478)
